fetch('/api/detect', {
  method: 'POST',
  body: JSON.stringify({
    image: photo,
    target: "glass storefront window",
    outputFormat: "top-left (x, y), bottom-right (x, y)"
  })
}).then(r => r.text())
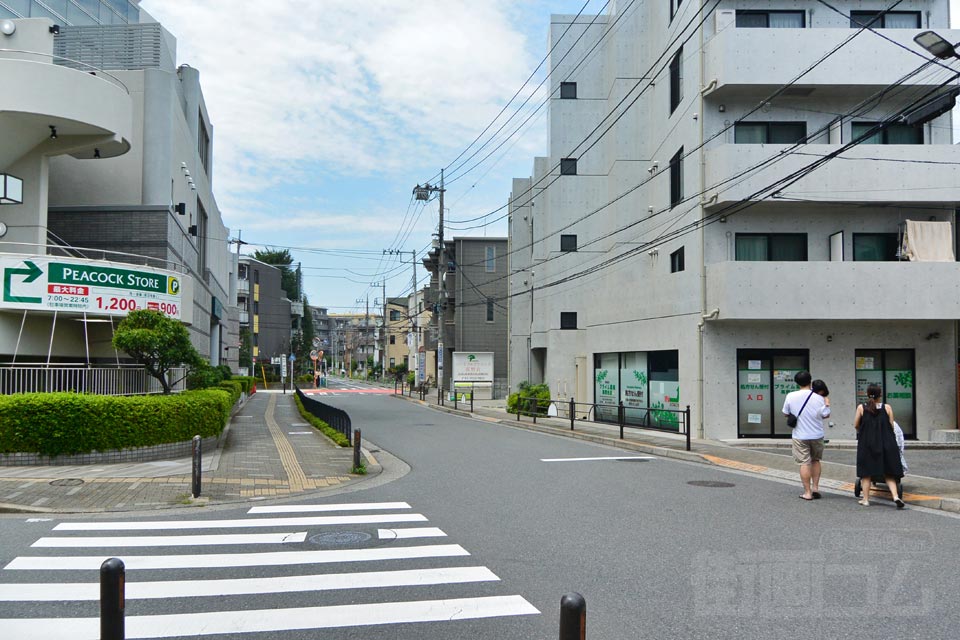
top-left (620, 352), bottom-right (648, 425)
top-left (594, 350), bottom-right (680, 430)
top-left (648, 351), bottom-right (680, 429)
top-left (855, 349), bottom-right (915, 438)
top-left (594, 353), bottom-right (619, 422)
top-left (737, 350), bottom-right (809, 437)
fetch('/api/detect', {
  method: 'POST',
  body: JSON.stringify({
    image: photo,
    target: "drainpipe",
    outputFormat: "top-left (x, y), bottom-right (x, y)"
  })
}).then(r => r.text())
top-left (697, 0), bottom-right (707, 440)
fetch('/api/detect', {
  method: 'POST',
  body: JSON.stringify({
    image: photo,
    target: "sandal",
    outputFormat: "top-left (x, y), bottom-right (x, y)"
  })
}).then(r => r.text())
top-left (894, 498), bottom-right (905, 509)
top-left (858, 499), bottom-right (870, 507)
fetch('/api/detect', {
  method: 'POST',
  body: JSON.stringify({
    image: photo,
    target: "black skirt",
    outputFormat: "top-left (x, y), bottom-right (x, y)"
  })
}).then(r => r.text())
top-left (856, 404), bottom-right (904, 479)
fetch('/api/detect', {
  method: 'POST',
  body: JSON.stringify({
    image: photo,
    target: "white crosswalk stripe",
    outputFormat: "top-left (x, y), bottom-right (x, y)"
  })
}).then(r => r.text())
top-left (0, 500), bottom-right (539, 638)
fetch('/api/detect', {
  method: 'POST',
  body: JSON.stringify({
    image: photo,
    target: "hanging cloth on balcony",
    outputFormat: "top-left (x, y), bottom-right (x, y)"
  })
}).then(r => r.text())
top-left (901, 220), bottom-right (955, 262)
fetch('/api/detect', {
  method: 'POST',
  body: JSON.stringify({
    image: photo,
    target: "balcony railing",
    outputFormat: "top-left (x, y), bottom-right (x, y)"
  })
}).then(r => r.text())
top-left (239, 310), bottom-right (249, 325)
top-left (0, 365), bottom-right (187, 396)
top-left (237, 279), bottom-right (250, 294)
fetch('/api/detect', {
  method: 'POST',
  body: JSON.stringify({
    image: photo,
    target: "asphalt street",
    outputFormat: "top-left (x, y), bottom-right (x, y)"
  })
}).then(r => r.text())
top-left (0, 379), bottom-right (958, 639)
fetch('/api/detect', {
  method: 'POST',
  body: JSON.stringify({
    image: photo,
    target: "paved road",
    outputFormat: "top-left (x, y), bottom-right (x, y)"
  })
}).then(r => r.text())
top-left (1, 379), bottom-right (959, 639)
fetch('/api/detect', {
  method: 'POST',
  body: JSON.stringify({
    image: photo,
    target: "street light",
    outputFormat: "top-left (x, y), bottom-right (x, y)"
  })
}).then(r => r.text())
top-left (914, 31), bottom-right (959, 60)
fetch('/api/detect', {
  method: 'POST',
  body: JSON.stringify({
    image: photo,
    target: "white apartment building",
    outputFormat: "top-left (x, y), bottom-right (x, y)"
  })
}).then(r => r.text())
top-left (509, 1), bottom-right (960, 442)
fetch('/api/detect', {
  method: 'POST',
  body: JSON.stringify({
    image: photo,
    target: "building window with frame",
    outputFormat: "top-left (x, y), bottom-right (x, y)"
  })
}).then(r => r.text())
top-left (735, 234), bottom-right (808, 261)
top-left (670, 246), bottom-right (685, 273)
top-left (560, 312), bottom-right (577, 329)
top-left (737, 349), bottom-right (809, 437)
top-left (560, 234), bottom-right (577, 252)
top-left (390, 309), bottom-right (401, 321)
top-left (853, 233), bottom-right (899, 261)
top-left (560, 82), bottom-right (577, 99)
top-left (669, 47), bottom-right (682, 114)
top-left (734, 122), bottom-right (807, 144)
top-left (855, 349), bottom-right (915, 437)
top-left (485, 246), bottom-right (496, 272)
top-left (560, 158), bottom-right (577, 175)
top-left (851, 122), bottom-right (922, 144)
top-left (389, 335), bottom-right (396, 345)
top-left (736, 10), bottom-right (805, 28)
top-left (670, 147), bottom-right (683, 208)
top-left (486, 299), bottom-right (495, 323)
top-left (198, 112), bottom-right (211, 173)
top-left (849, 11), bottom-right (920, 29)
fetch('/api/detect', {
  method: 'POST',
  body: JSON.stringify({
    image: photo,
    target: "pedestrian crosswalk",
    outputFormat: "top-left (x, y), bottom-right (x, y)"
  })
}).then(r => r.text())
top-left (301, 386), bottom-right (393, 396)
top-left (0, 500), bottom-right (539, 638)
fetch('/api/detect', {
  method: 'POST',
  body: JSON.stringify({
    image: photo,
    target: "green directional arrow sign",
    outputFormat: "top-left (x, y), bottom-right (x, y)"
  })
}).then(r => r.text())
top-left (3, 260), bottom-right (43, 304)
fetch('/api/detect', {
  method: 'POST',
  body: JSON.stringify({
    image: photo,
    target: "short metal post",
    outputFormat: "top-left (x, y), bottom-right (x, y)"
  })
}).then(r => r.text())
top-left (570, 397), bottom-right (575, 430)
top-left (101, 557), bottom-right (125, 640)
top-left (454, 389), bottom-right (458, 410)
top-left (618, 401), bottom-right (625, 439)
top-left (470, 386), bottom-right (474, 412)
top-left (685, 405), bottom-right (691, 452)
top-left (191, 435), bottom-right (201, 498)
top-left (353, 429), bottom-right (361, 470)
top-left (532, 397), bottom-right (537, 424)
top-left (559, 592), bottom-right (586, 640)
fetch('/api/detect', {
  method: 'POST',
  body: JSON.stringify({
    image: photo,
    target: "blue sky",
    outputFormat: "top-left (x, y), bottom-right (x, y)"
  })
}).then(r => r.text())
top-left (141, 0), bottom-right (592, 314)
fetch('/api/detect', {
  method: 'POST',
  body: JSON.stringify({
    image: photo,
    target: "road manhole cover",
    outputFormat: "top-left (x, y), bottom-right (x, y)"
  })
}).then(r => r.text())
top-left (308, 531), bottom-right (372, 546)
top-left (687, 480), bottom-right (735, 488)
top-left (49, 478), bottom-right (84, 487)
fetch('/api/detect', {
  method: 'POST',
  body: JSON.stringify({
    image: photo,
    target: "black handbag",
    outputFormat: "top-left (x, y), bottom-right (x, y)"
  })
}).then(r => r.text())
top-left (786, 391), bottom-right (814, 428)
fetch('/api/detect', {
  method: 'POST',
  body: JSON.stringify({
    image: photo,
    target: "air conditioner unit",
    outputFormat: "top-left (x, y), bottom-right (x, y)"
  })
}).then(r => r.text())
top-left (716, 9), bottom-right (735, 31)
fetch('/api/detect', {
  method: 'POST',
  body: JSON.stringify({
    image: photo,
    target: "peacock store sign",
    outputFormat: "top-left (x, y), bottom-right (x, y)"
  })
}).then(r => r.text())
top-left (1, 256), bottom-right (183, 319)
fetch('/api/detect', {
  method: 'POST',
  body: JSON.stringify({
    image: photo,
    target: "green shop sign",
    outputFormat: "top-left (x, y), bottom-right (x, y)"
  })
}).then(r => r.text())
top-left (48, 263), bottom-right (168, 294)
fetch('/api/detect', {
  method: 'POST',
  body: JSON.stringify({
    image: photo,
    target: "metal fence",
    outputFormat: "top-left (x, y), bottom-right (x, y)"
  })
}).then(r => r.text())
top-left (514, 395), bottom-right (692, 451)
top-left (0, 365), bottom-right (187, 396)
top-left (295, 387), bottom-right (352, 440)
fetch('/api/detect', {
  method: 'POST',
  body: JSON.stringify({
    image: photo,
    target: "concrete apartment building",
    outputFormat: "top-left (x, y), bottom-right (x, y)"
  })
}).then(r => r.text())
top-left (509, 2), bottom-right (960, 441)
top-left (407, 287), bottom-right (436, 386)
top-left (423, 237), bottom-right (509, 393)
top-left (0, 3), bottom-right (236, 375)
top-left (329, 312), bottom-right (380, 376)
top-left (385, 296), bottom-right (409, 371)
top-left (237, 257), bottom-right (294, 375)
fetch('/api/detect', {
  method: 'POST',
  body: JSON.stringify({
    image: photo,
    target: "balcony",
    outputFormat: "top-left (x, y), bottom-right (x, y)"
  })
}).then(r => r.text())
top-left (239, 310), bottom-right (249, 325)
top-left (706, 261), bottom-right (960, 320)
top-left (704, 143), bottom-right (960, 208)
top-left (290, 301), bottom-right (304, 317)
top-left (704, 27), bottom-right (960, 100)
top-left (237, 278), bottom-right (249, 294)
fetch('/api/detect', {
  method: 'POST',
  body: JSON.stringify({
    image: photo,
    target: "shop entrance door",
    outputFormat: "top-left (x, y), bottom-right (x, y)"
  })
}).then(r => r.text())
top-left (737, 349), bottom-right (809, 438)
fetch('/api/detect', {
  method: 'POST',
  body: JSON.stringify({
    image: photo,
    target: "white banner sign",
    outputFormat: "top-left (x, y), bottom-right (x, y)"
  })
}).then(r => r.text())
top-left (0, 255), bottom-right (183, 319)
top-left (452, 352), bottom-right (494, 383)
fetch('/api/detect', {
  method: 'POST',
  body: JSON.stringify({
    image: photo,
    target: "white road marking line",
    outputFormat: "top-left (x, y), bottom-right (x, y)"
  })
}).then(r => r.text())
top-left (0, 566), bottom-right (498, 602)
top-left (52, 513), bottom-right (427, 531)
top-left (5, 543), bottom-right (470, 571)
top-left (2, 595), bottom-right (539, 639)
top-left (287, 431), bottom-right (313, 435)
top-left (248, 502), bottom-right (411, 514)
top-left (378, 527), bottom-right (447, 539)
top-left (31, 532), bottom-right (308, 548)
top-left (539, 456), bottom-right (657, 462)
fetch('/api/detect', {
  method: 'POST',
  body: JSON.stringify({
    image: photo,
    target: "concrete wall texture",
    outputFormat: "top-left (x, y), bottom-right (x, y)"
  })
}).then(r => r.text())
top-left (508, 1), bottom-right (960, 441)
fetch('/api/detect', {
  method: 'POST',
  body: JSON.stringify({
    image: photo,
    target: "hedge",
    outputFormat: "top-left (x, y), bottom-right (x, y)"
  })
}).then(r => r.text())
top-left (232, 376), bottom-right (257, 394)
top-left (0, 390), bottom-right (232, 457)
top-left (292, 393), bottom-right (350, 447)
top-left (217, 380), bottom-right (243, 405)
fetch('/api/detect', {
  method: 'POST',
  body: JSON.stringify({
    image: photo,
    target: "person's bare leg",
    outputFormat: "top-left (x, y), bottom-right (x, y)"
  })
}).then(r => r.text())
top-left (799, 464), bottom-right (813, 499)
top-left (885, 476), bottom-right (904, 508)
top-left (860, 478), bottom-right (871, 505)
top-left (811, 461), bottom-right (822, 495)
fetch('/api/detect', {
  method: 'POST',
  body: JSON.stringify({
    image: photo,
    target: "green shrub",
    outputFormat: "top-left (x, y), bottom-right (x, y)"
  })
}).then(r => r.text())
top-left (406, 372), bottom-right (415, 387)
top-left (293, 394), bottom-right (350, 447)
top-left (186, 363), bottom-right (224, 390)
top-left (231, 376), bottom-right (256, 394)
top-left (507, 381), bottom-right (551, 415)
top-left (217, 365), bottom-right (232, 380)
top-left (0, 390), bottom-right (232, 456)
top-left (217, 380), bottom-right (243, 405)
top-left (297, 374), bottom-right (315, 384)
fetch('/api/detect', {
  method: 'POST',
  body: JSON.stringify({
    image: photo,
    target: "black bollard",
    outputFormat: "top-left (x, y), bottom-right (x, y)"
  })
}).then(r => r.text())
top-left (191, 435), bottom-right (201, 498)
top-left (559, 592), bottom-right (586, 640)
top-left (353, 429), bottom-right (362, 470)
top-left (101, 557), bottom-right (125, 640)
top-left (570, 397), bottom-right (575, 430)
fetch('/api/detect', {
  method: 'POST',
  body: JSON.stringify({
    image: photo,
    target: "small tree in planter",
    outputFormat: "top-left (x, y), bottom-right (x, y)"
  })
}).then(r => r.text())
top-left (112, 309), bottom-right (203, 394)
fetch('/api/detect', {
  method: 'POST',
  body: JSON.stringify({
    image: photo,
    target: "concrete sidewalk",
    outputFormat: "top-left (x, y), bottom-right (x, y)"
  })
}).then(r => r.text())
top-left (393, 387), bottom-right (960, 514)
top-left (0, 391), bottom-right (375, 514)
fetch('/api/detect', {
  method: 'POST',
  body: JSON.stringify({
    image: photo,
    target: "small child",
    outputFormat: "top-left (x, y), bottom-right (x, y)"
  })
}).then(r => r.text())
top-left (893, 421), bottom-right (908, 475)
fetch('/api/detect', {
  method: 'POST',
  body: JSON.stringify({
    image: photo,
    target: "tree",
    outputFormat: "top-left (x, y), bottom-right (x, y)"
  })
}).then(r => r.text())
top-left (298, 295), bottom-right (316, 374)
top-left (253, 248), bottom-right (299, 300)
top-left (112, 309), bottom-right (203, 394)
top-left (238, 327), bottom-right (252, 371)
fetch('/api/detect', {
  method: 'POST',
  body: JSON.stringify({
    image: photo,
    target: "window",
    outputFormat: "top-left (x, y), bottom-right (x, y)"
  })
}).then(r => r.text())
top-left (853, 233), bottom-right (899, 261)
top-left (849, 11), bottom-right (920, 29)
top-left (669, 0), bottom-right (683, 21)
top-left (560, 158), bottom-right (577, 175)
top-left (737, 349), bottom-right (809, 437)
top-left (198, 112), bottom-right (211, 173)
top-left (486, 299), bottom-right (495, 322)
top-left (560, 312), bottom-right (578, 329)
top-left (390, 358), bottom-right (396, 367)
top-left (390, 309), bottom-right (401, 321)
top-left (669, 147), bottom-right (683, 208)
top-left (734, 122), bottom-right (807, 144)
top-left (389, 335), bottom-right (396, 345)
top-left (670, 247), bottom-right (685, 273)
top-left (855, 349), bottom-right (915, 437)
top-left (485, 246), bottom-right (496, 272)
top-left (736, 10), bottom-right (805, 28)
top-left (254, 270), bottom-right (259, 284)
top-left (735, 234), bottom-right (807, 261)
top-left (560, 234), bottom-right (578, 252)
top-left (560, 82), bottom-right (577, 99)
top-left (851, 122), bottom-right (921, 144)
top-left (669, 47), bottom-right (682, 114)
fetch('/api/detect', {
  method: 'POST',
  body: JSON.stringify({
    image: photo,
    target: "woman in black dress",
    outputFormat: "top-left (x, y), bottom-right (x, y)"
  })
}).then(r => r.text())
top-left (854, 384), bottom-right (905, 508)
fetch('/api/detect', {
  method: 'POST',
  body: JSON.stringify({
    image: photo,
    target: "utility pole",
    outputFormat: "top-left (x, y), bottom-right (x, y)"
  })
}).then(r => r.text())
top-left (413, 170), bottom-right (445, 393)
